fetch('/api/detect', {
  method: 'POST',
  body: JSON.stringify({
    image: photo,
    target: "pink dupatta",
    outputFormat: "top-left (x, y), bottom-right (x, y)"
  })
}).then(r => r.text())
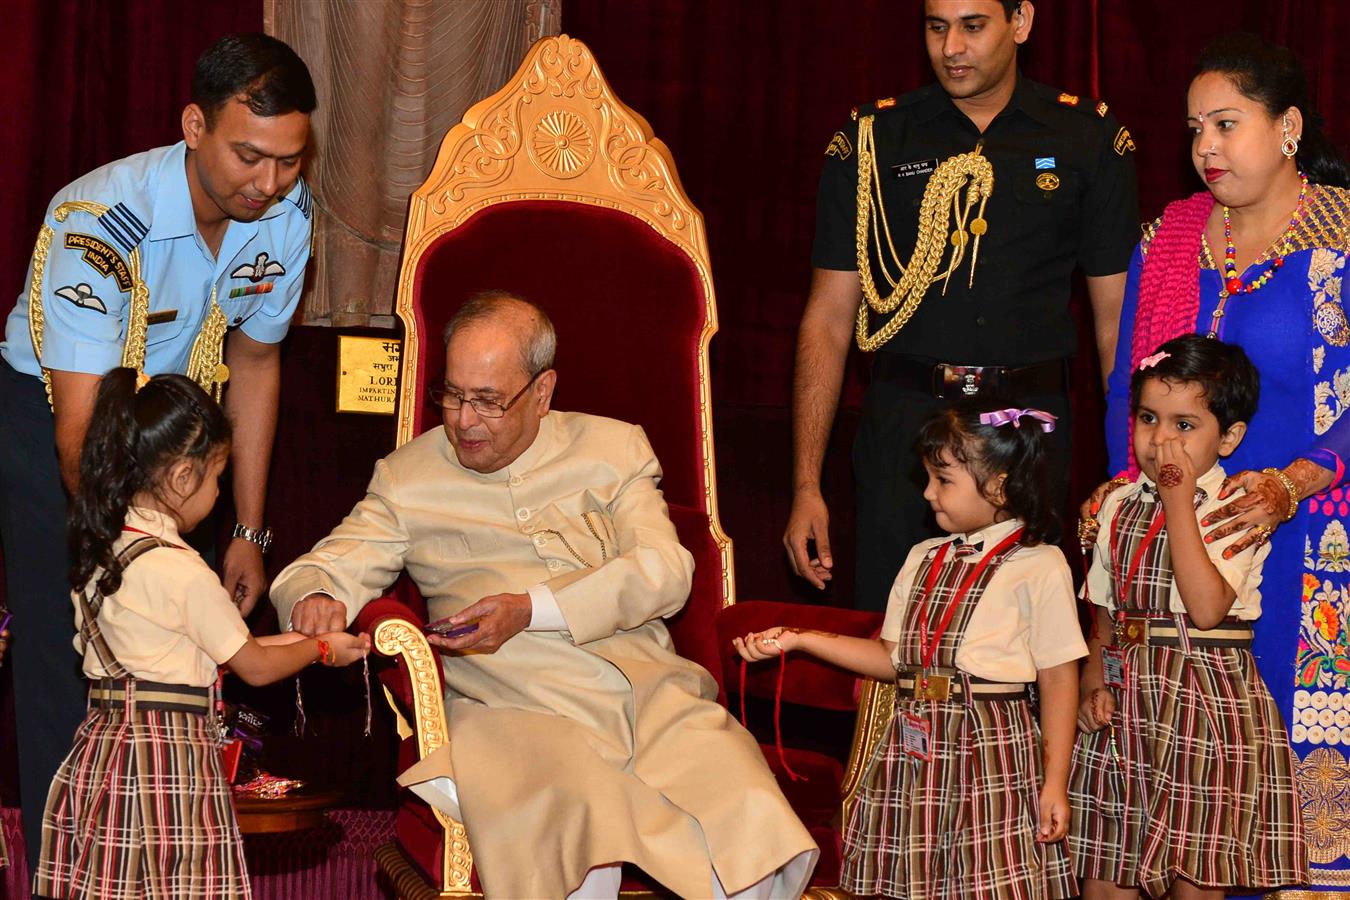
top-left (1125, 191), bottom-right (1216, 474)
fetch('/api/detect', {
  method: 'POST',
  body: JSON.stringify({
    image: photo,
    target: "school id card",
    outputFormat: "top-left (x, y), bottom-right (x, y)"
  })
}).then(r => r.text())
top-left (900, 711), bottom-right (931, 761)
top-left (1101, 647), bottom-right (1126, 688)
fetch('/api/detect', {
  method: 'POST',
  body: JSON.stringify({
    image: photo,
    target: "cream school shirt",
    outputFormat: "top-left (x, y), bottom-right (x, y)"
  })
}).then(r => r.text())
top-left (72, 507), bottom-right (250, 687)
top-left (881, 518), bottom-right (1088, 683)
top-left (1084, 464), bottom-right (1270, 620)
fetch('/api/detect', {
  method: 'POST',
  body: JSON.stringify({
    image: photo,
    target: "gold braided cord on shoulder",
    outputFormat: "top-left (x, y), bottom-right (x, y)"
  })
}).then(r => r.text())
top-left (26, 200), bottom-right (229, 407)
top-left (28, 200), bottom-right (150, 409)
top-left (853, 116), bottom-right (995, 352)
top-left (25, 222), bottom-right (55, 407)
top-left (186, 286), bottom-right (229, 402)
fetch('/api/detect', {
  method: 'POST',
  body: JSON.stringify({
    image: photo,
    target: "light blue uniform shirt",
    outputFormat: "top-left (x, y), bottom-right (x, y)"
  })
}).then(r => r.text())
top-left (1, 141), bottom-right (313, 378)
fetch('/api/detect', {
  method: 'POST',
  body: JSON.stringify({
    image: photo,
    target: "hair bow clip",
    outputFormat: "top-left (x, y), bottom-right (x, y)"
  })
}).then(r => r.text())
top-left (1138, 351), bottom-right (1171, 371)
top-left (134, 370), bottom-right (151, 392)
top-left (978, 408), bottom-right (1057, 433)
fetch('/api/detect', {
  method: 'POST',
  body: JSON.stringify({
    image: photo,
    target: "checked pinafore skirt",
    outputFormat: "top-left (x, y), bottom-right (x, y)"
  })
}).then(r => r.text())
top-left (1067, 488), bottom-right (1306, 896)
top-left (842, 537), bottom-right (1076, 900)
top-left (32, 537), bottom-right (251, 900)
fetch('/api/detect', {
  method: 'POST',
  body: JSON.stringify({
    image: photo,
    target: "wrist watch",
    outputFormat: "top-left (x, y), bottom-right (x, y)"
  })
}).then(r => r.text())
top-left (232, 523), bottom-right (274, 553)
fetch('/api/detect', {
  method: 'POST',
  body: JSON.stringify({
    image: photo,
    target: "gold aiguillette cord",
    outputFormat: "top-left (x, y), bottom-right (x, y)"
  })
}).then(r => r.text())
top-left (853, 122), bottom-right (994, 352)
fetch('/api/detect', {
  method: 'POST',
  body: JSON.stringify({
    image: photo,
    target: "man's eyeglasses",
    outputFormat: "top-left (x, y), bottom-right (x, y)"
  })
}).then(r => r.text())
top-left (428, 370), bottom-right (544, 419)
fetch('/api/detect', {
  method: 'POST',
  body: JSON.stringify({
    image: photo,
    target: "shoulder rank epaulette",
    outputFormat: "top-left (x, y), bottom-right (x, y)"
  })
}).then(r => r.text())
top-left (95, 202), bottom-right (149, 256)
top-left (852, 98), bottom-right (893, 121)
top-left (1056, 91), bottom-right (1114, 119)
top-left (287, 177), bottom-right (313, 220)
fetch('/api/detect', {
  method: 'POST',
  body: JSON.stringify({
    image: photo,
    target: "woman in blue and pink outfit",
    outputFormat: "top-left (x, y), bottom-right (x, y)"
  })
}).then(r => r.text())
top-left (1097, 33), bottom-right (1350, 890)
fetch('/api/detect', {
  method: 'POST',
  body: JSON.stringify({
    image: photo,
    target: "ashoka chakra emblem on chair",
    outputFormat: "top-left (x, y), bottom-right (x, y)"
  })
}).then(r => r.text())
top-left (530, 111), bottom-right (594, 177)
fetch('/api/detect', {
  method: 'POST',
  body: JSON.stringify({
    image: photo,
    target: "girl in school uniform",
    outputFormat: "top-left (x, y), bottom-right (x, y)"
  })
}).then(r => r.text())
top-left (1069, 334), bottom-right (1307, 898)
top-left (736, 397), bottom-right (1086, 899)
top-left (33, 368), bottom-right (370, 900)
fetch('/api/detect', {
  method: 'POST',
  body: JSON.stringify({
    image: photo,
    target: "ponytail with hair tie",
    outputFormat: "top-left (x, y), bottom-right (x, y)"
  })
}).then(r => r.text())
top-left (67, 368), bottom-right (231, 596)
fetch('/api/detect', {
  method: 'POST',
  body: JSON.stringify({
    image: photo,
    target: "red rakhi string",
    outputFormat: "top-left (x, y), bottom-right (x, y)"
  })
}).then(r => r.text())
top-left (773, 652), bottom-right (805, 781)
top-left (739, 652), bottom-right (806, 783)
top-left (739, 656), bottom-right (748, 728)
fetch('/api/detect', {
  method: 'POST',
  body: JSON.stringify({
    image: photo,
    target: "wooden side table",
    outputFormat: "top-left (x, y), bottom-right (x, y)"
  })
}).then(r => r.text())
top-left (234, 789), bottom-right (342, 835)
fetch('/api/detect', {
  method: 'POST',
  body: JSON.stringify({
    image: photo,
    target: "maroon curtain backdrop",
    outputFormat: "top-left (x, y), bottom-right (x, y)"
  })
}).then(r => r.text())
top-left (561, 0), bottom-right (1350, 607)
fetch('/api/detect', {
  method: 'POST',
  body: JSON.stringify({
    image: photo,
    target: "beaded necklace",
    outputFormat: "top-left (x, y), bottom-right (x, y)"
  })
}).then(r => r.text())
top-left (1206, 171), bottom-right (1308, 338)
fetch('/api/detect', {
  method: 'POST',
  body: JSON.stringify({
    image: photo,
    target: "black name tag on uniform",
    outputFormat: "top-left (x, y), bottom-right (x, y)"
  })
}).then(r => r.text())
top-left (892, 158), bottom-right (939, 179)
top-left (146, 309), bottom-right (178, 326)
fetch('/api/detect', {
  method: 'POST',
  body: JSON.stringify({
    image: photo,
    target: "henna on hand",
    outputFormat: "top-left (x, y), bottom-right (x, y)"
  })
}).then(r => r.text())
top-left (1202, 491), bottom-right (1261, 527)
top-left (1287, 458), bottom-right (1335, 502)
top-left (1158, 463), bottom-right (1184, 488)
top-left (1250, 474), bottom-right (1290, 518)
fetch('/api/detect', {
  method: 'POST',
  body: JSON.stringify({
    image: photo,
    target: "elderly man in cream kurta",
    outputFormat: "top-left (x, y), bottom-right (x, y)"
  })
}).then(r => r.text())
top-left (271, 294), bottom-right (817, 899)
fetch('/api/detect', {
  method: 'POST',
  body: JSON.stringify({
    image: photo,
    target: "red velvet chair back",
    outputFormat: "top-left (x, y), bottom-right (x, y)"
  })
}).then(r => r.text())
top-left (392, 36), bottom-right (734, 688)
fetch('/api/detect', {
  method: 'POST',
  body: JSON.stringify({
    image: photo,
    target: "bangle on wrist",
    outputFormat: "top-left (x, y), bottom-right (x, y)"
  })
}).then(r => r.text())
top-left (232, 523), bottom-right (274, 553)
top-left (1261, 467), bottom-right (1300, 522)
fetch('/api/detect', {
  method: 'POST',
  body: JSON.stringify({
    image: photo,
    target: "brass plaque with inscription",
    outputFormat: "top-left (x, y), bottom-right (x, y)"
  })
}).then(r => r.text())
top-left (337, 335), bottom-right (402, 415)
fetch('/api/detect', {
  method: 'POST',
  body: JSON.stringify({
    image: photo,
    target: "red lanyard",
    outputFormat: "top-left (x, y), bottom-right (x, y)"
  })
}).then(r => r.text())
top-left (1109, 503), bottom-right (1166, 609)
top-left (916, 527), bottom-right (1024, 670)
top-left (122, 525), bottom-right (187, 550)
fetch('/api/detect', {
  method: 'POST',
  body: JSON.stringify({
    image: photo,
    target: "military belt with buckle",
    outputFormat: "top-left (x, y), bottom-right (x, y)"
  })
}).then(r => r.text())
top-left (895, 666), bottom-right (1029, 703)
top-left (870, 354), bottom-right (1069, 400)
top-left (1113, 615), bottom-right (1253, 649)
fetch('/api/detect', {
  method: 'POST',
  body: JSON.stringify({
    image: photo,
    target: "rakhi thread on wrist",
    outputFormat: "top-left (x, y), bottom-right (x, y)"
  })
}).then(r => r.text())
top-left (292, 639), bottom-right (374, 738)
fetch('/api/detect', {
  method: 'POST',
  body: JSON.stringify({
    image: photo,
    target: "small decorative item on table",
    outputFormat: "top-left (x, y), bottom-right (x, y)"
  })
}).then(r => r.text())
top-left (234, 773), bottom-right (306, 800)
top-left (233, 776), bottom-right (341, 835)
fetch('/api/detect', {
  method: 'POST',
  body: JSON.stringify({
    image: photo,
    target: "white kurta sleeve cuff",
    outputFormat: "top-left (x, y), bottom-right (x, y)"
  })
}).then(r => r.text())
top-left (526, 584), bottom-right (569, 631)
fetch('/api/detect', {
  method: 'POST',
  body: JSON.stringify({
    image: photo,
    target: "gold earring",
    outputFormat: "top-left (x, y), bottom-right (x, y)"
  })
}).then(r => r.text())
top-left (1282, 123), bottom-right (1299, 159)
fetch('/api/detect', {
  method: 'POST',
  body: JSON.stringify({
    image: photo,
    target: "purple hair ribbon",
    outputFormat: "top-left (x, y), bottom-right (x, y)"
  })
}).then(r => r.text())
top-left (978, 408), bottom-right (1057, 433)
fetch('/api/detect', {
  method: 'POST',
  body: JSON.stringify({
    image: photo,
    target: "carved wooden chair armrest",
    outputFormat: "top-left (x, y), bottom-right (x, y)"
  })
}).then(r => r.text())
top-left (839, 677), bottom-right (896, 825)
top-left (355, 597), bottom-right (478, 894)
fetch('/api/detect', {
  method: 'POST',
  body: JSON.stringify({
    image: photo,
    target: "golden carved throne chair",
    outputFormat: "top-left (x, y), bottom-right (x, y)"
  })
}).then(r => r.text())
top-left (353, 33), bottom-right (888, 898)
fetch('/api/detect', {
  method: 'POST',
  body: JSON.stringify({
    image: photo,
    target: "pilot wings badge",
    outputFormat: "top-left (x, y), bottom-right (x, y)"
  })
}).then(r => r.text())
top-left (54, 283), bottom-right (107, 314)
top-left (230, 252), bottom-right (287, 283)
